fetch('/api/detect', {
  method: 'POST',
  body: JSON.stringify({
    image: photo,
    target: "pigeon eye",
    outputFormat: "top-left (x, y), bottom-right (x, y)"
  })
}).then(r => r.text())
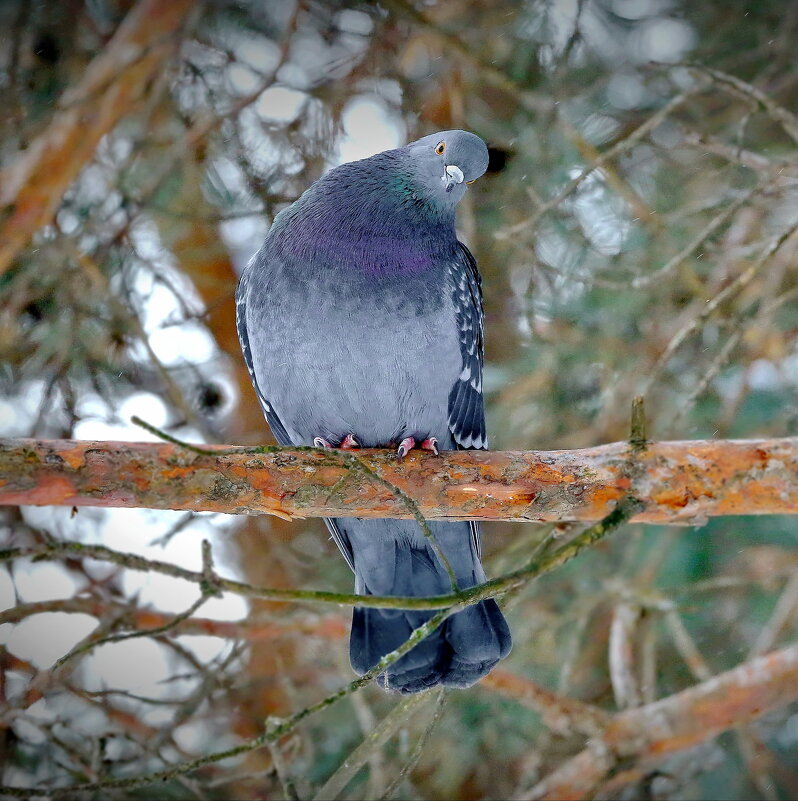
top-left (434, 141), bottom-right (446, 155)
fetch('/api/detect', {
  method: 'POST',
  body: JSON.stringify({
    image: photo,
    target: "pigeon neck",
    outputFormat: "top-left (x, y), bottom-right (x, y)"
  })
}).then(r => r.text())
top-left (272, 172), bottom-right (460, 275)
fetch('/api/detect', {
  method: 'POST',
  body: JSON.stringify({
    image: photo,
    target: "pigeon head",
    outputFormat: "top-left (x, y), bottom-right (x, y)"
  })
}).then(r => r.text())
top-left (269, 130), bottom-right (490, 261)
top-left (403, 130), bottom-right (489, 206)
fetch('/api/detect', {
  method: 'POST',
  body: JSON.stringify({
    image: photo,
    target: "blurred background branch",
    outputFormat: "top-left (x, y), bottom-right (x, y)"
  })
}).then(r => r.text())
top-left (527, 642), bottom-right (798, 800)
top-left (0, 0), bottom-right (197, 277)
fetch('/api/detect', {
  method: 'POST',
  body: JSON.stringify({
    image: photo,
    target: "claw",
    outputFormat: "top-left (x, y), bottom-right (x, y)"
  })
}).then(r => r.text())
top-left (421, 437), bottom-right (439, 455)
top-left (396, 437), bottom-right (416, 458)
top-left (313, 437), bottom-right (333, 449)
top-left (340, 434), bottom-right (359, 449)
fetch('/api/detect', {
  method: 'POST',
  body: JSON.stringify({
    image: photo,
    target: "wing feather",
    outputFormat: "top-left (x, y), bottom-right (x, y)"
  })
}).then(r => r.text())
top-left (447, 242), bottom-right (487, 558)
top-left (447, 242), bottom-right (487, 451)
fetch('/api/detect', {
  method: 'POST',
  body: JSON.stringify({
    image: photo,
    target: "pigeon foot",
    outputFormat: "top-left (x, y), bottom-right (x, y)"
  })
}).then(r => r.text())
top-left (396, 437), bottom-right (415, 458)
top-left (313, 437), bottom-right (333, 449)
top-left (396, 437), bottom-right (439, 458)
top-left (340, 434), bottom-right (359, 449)
top-left (421, 437), bottom-right (439, 455)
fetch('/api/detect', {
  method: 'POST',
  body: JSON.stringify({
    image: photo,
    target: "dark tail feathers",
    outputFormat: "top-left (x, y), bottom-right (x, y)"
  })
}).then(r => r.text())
top-left (342, 519), bottom-right (511, 694)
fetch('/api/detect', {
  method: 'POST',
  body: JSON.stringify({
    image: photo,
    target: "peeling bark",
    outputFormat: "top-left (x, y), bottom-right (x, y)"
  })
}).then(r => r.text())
top-left (1, 437), bottom-right (797, 523)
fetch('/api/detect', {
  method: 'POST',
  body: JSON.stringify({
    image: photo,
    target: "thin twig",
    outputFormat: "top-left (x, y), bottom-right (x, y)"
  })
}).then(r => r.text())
top-left (629, 396), bottom-right (647, 452)
top-left (53, 592), bottom-right (209, 671)
top-left (498, 90), bottom-right (698, 238)
top-left (642, 220), bottom-right (798, 394)
top-left (679, 128), bottom-right (798, 175)
top-left (266, 722), bottom-right (301, 801)
top-left (750, 571), bottom-right (798, 656)
top-left (481, 669), bottom-right (609, 739)
top-left (687, 64), bottom-right (798, 145)
top-left (340, 451), bottom-right (460, 592)
top-left (0, 608), bottom-right (457, 798)
top-left (608, 598), bottom-right (643, 709)
top-left (0, 497), bottom-right (639, 612)
top-left (663, 608), bottom-right (713, 682)
top-left (132, 415), bottom-right (275, 456)
top-left (313, 692), bottom-right (434, 801)
top-left (629, 185), bottom-right (761, 289)
top-left (669, 325), bottom-right (743, 428)
top-left (380, 689), bottom-right (446, 801)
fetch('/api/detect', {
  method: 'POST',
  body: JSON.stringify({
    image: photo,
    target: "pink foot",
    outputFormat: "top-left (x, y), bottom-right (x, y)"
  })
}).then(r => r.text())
top-left (340, 434), bottom-right (359, 449)
top-left (421, 437), bottom-right (439, 455)
top-left (397, 437), bottom-right (416, 458)
top-left (313, 437), bottom-right (333, 449)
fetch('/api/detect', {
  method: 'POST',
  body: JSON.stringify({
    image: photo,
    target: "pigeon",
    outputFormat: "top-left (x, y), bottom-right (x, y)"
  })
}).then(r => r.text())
top-left (236, 130), bottom-right (512, 693)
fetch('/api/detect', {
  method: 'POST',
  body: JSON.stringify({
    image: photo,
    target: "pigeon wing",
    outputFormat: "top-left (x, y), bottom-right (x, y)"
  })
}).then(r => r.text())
top-left (447, 241), bottom-right (487, 452)
top-left (447, 242), bottom-right (487, 558)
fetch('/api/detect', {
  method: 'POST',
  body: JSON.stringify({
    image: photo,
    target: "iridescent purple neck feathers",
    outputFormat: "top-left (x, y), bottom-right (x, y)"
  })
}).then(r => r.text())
top-left (269, 150), bottom-right (460, 276)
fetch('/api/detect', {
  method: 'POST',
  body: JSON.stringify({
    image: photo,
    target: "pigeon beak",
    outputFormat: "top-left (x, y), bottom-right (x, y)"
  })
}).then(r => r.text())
top-left (443, 164), bottom-right (464, 193)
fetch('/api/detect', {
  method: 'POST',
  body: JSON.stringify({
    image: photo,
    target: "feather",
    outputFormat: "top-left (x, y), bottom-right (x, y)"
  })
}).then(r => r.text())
top-left (447, 242), bottom-right (487, 451)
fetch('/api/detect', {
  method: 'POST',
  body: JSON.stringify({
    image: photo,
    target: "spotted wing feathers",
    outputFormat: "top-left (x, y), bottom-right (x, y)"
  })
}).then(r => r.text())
top-left (448, 242), bottom-right (487, 451)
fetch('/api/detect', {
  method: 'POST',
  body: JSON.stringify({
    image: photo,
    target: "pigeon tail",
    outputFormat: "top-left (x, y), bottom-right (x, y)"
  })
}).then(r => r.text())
top-left (340, 518), bottom-right (511, 693)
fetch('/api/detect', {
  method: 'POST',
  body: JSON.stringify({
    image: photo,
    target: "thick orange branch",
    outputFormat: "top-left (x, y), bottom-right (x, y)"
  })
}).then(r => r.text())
top-left (0, 0), bottom-right (195, 276)
top-left (1, 436), bottom-right (797, 523)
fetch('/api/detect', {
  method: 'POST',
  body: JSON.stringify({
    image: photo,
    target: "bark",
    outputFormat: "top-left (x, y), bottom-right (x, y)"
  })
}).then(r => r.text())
top-left (0, 0), bottom-right (195, 276)
top-left (1, 436), bottom-right (797, 522)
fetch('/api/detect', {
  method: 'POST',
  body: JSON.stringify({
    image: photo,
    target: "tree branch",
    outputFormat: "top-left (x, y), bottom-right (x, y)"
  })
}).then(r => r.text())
top-left (525, 641), bottom-right (798, 800)
top-left (0, 0), bottom-right (196, 276)
top-left (0, 607), bottom-right (458, 798)
top-left (480, 668), bottom-right (609, 739)
top-left (0, 498), bottom-right (639, 611)
top-left (1, 436), bottom-right (797, 523)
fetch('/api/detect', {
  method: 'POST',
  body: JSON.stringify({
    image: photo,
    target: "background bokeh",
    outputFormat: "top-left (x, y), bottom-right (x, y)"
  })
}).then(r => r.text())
top-left (1, 0), bottom-right (798, 798)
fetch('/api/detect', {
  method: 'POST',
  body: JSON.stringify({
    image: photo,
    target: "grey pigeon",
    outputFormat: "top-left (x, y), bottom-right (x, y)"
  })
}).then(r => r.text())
top-left (236, 130), bottom-right (512, 693)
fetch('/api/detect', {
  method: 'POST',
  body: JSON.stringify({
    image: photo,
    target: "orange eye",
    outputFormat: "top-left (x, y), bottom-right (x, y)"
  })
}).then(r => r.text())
top-left (434, 141), bottom-right (446, 155)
